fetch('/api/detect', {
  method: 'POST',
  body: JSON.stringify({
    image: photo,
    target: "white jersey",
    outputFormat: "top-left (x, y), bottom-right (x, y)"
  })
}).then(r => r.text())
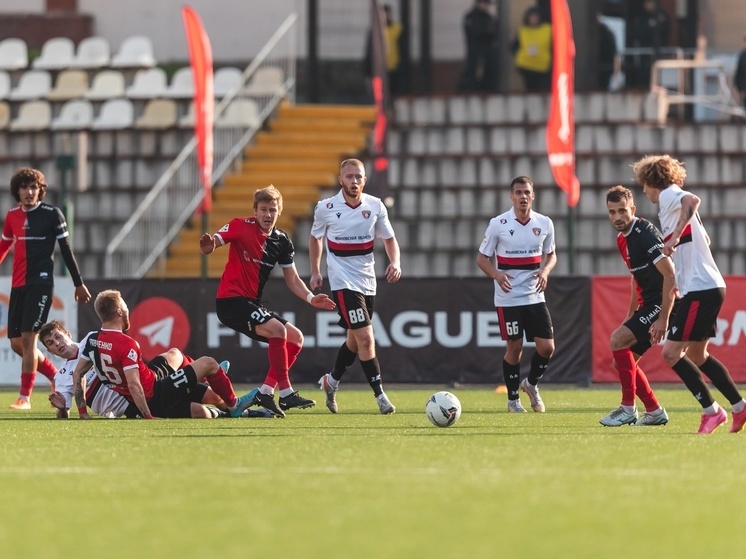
top-left (310, 190), bottom-right (395, 295)
top-left (53, 332), bottom-right (130, 418)
top-left (658, 185), bottom-right (725, 296)
top-left (479, 207), bottom-right (555, 307)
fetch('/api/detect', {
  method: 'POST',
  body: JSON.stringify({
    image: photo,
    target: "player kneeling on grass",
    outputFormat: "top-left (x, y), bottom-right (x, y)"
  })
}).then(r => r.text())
top-left (71, 289), bottom-right (260, 419)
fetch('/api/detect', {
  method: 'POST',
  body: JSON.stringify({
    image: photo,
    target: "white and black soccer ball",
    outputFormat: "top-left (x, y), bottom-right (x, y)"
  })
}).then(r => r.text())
top-left (425, 391), bottom-right (462, 428)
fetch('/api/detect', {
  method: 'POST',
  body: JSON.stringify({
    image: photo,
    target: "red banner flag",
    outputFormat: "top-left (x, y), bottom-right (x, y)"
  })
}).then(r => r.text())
top-left (182, 6), bottom-right (214, 213)
top-left (369, 0), bottom-right (389, 175)
top-left (546, 0), bottom-right (579, 207)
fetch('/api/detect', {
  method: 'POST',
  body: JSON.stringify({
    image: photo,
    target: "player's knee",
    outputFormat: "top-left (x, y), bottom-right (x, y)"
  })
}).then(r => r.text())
top-left (287, 324), bottom-right (304, 347)
top-left (190, 403), bottom-right (212, 418)
top-left (195, 356), bottom-right (219, 377)
top-left (661, 344), bottom-right (681, 366)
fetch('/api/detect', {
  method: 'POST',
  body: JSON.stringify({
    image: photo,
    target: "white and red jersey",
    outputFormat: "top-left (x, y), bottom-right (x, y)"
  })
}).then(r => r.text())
top-left (479, 207), bottom-right (555, 307)
top-left (79, 329), bottom-right (156, 400)
top-left (658, 185), bottom-right (725, 296)
top-left (311, 190), bottom-right (395, 295)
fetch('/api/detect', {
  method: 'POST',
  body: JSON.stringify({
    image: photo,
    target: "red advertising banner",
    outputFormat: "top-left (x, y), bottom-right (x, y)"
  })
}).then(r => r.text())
top-left (592, 276), bottom-right (746, 383)
top-left (182, 5), bottom-right (214, 212)
top-left (546, 0), bottom-right (579, 207)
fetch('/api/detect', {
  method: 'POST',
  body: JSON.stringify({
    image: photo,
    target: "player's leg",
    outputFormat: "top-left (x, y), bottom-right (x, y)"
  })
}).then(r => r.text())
top-left (269, 322), bottom-right (315, 411)
top-left (519, 303), bottom-right (553, 413)
top-left (496, 305), bottom-right (525, 412)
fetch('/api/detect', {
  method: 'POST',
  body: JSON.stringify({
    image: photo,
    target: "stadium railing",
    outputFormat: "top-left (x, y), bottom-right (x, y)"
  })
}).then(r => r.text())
top-left (104, 13), bottom-right (297, 278)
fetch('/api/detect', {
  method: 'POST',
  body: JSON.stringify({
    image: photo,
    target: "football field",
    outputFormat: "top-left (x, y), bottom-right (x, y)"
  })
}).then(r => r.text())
top-left (0, 385), bottom-right (744, 559)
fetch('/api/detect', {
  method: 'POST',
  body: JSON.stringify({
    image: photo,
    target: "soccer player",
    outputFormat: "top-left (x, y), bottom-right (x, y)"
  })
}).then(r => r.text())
top-left (477, 176), bottom-right (556, 413)
top-left (310, 158), bottom-right (401, 414)
top-left (599, 186), bottom-right (672, 427)
top-left (0, 167), bottom-right (91, 410)
top-left (634, 154), bottom-right (746, 434)
top-left (200, 185), bottom-right (335, 418)
top-left (72, 290), bottom-right (257, 419)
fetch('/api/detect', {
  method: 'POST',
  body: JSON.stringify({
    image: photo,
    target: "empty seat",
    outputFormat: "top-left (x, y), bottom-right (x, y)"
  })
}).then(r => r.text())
top-left (214, 67), bottom-right (242, 97)
top-left (135, 99), bottom-right (177, 129)
top-left (70, 36), bottom-right (110, 69)
top-left (0, 71), bottom-right (9, 99)
top-left (10, 100), bottom-right (52, 130)
top-left (178, 101), bottom-right (196, 128)
top-left (244, 67), bottom-right (284, 96)
top-left (51, 99), bottom-right (94, 130)
top-left (92, 98), bottom-right (134, 129)
top-left (0, 38), bottom-right (28, 70)
top-left (9, 70), bottom-right (52, 101)
top-left (0, 101), bottom-right (9, 129)
top-left (32, 37), bottom-right (74, 70)
top-left (87, 70), bottom-right (125, 100)
top-left (165, 67), bottom-right (194, 98)
top-left (126, 67), bottom-right (168, 99)
top-left (215, 99), bottom-right (259, 128)
top-left (47, 70), bottom-right (88, 101)
top-left (111, 36), bottom-right (156, 68)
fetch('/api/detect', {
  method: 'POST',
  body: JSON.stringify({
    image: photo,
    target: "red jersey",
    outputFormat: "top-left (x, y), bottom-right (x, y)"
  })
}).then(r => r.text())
top-left (214, 217), bottom-right (295, 300)
top-left (79, 328), bottom-right (156, 400)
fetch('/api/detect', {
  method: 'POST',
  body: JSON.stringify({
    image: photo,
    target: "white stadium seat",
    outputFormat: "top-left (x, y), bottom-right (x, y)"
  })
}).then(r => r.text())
top-left (71, 36), bottom-right (111, 69)
top-left (32, 37), bottom-right (74, 70)
top-left (51, 99), bottom-right (94, 130)
top-left (111, 36), bottom-right (156, 68)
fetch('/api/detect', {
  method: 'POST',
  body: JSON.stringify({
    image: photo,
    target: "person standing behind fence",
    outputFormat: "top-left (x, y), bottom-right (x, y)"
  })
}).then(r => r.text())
top-left (477, 176), bottom-right (556, 413)
top-left (364, 4), bottom-right (404, 96)
top-left (511, 7), bottom-right (552, 93)
top-left (458, 0), bottom-right (499, 92)
top-left (634, 154), bottom-right (746, 434)
top-left (628, 0), bottom-right (670, 89)
top-left (0, 167), bottom-right (91, 410)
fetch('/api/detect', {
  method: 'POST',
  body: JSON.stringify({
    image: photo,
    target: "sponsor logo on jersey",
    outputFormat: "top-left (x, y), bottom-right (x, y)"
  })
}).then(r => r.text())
top-left (218, 224), bottom-right (229, 233)
top-left (500, 218), bottom-right (507, 224)
top-left (327, 203), bottom-right (334, 209)
top-left (336, 212), bottom-right (341, 219)
top-left (533, 228), bottom-right (541, 236)
top-left (362, 211), bottom-right (371, 219)
top-left (509, 229), bottom-right (515, 236)
top-left (126, 348), bottom-right (138, 362)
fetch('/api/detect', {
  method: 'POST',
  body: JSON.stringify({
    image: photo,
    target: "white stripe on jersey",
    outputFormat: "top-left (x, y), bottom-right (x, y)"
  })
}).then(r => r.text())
top-left (479, 207), bottom-right (555, 307)
top-left (310, 190), bottom-right (395, 295)
top-left (658, 185), bottom-right (725, 296)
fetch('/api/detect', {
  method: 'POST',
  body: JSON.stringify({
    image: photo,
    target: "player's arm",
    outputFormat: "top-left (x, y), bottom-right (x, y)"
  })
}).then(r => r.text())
top-left (477, 252), bottom-right (513, 292)
top-left (308, 234), bottom-right (325, 290)
top-left (282, 265), bottom-right (336, 310)
top-left (199, 233), bottom-right (217, 254)
top-left (72, 358), bottom-right (93, 419)
top-left (649, 256), bottom-right (677, 345)
top-left (534, 251), bottom-right (556, 292)
top-left (624, 277), bottom-right (637, 322)
top-left (124, 368), bottom-right (154, 419)
top-left (0, 237), bottom-right (12, 264)
top-left (663, 193), bottom-right (700, 254)
top-left (49, 392), bottom-right (70, 418)
top-left (382, 236), bottom-right (401, 283)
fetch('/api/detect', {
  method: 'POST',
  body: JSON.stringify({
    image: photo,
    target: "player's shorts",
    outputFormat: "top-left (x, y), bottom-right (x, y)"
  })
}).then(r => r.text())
top-left (216, 297), bottom-right (287, 343)
top-left (7, 285), bottom-right (53, 338)
top-left (147, 354), bottom-right (176, 379)
top-left (333, 289), bottom-right (375, 330)
top-left (667, 287), bottom-right (723, 342)
top-left (85, 376), bottom-right (136, 419)
top-left (146, 365), bottom-right (209, 418)
top-left (624, 303), bottom-right (663, 355)
top-left (496, 302), bottom-right (553, 342)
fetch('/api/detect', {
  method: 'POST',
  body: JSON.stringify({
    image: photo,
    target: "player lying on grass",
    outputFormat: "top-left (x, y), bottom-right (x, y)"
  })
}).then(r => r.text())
top-left (41, 315), bottom-right (269, 419)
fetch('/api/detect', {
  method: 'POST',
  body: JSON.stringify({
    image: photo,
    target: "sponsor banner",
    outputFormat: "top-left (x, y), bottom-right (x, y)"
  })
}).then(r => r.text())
top-left (81, 278), bottom-right (592, 385)
top-left (0, 278), bottom-right (78, 386)
top-left (591, 276), bottom-right (746, 383)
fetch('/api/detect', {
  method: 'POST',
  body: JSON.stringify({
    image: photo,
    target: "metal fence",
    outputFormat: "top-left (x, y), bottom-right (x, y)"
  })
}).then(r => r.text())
top-left (104, 13), bottom-right (298, 278)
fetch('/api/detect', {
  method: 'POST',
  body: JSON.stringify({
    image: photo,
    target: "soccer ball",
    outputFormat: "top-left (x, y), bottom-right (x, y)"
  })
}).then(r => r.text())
top-left (425, 391), bottom-right (462, 428)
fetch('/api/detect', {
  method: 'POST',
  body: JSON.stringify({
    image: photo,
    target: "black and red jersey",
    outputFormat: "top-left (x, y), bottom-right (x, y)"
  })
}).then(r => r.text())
top-left (616, 217), bottom-right (667, 307)
top-left (214, 217), bottom-right (294, 300)
top-left (0, 203), bottom-right (71, 287)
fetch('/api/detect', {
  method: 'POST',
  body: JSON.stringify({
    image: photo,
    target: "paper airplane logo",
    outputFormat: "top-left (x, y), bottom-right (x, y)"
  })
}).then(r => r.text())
top-left (138, 316), bottom-right (174, 347)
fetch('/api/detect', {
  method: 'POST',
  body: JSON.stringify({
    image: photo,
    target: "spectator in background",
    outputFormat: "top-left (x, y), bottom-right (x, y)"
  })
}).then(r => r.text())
top-left (598, 17), bottom-right (620, 91)
top-left (735, 34), bottom-right (746, 110)
top-left (458, 0), bottom-right (499, 92)
top-left (628, 0), bottom-right (670, 89)
top-left (364, 4), bottom-right (404, 96)
top-left (511, 6), bottom-right (552, 93)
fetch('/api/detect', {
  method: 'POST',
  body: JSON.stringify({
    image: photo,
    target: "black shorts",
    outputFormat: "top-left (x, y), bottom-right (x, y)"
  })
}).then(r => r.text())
top-left (147, 355), bottom-right (176, 379)
top-left (146, 365), bottom-right (209, 418)
top-left (625, 304), bottom-right (662, 355)
top-left (7, 285), bottom-right (53, 338)
top-left (333, 289), bottom-right (375, 330)
top-left (667, 288), bottom-right (723, 342)
top-left (215, 297), bottom-right (287, 343)
top-left (496, 302), bottom-right (554, 342)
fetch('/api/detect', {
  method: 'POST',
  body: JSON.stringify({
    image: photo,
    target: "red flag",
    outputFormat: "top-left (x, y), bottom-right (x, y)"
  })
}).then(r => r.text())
top-left (546, 0), bottom-right (579, 207)
top-left (370, 0), bottom-right (388, 174)
top-left (182, 6), bottom-right (214, 213)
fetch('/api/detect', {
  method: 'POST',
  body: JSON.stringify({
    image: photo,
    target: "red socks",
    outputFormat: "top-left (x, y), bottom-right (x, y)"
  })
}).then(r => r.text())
top-left (20, 372), bottom-right (36, 398)
top-left (612, 348), bottom-right (637, 407)
top-left (287, 342), bottom-right (302, 369)
top-left (265, 338), bottom-right (290, 390)
top-left (208, 363), bottom-right (237, 408)
top-left (37, 357), bottom-right (57, 382)
top-left (634, 366), bottom-right (660, 412)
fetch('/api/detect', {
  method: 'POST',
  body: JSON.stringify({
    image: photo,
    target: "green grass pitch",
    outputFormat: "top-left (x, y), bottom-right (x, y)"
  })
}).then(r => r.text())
top-left (1, 385), bottom-right (744, 558)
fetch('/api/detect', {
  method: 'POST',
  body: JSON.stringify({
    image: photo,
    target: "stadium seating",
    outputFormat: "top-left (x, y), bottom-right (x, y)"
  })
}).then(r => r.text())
top-left (9, 100), bottom-right (51, 130)
top-left (51, 99), bottom-right (94, 130)
top-left (48, 70), bottom-right (89, 101)
top-left (0, 101), bottom-right (9, 128)
top-left (0, 38), bottom-right (28, 71)
top-left (111, 36), bottom-right (156, 68)
top-left (71, 36), bottom-right (111, 69)
top-left (9, 70), bottom-right (52, 101)
top-left (92, 98), bottom-right (134, 129)
top-left (244, 67), bottom-right (284, 96)
top-left (214, 67), bottom-right (243, 97)
top-left (165, 67), bottom-right (194, 99)
top-left (0, 71), bottom-right (9, 99)
top-left (86, 70), bottom-right (126, 101)
top-left (126, 67), bottom-right (168, 99)
top-left (32, 37), bottom-right (75, 70)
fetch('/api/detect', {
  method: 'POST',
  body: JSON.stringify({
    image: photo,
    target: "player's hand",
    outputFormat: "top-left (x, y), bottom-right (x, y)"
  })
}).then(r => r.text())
top-left (385, 263), bottom-right (401, 283)
top-left (649, 318), bottom-right (668, 345)
top-left (497, 272), bottom-right (514, 293)
top-left (663, 238), bottom-right (677, 256)
top-left (75, 285), bottom-right (92, 304)
top-left (533, 269), bottom-right (549, 292)
top-left (309, 273), bottom-right (323, 291)
top-left (309, 293), bottom-right (336, 310)
top-left (670, 285), bottom-right (681, 300)
top-left (199, 233), bottom-right (215, 254)
top-left (48, 391), bottom-right (66, 410)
